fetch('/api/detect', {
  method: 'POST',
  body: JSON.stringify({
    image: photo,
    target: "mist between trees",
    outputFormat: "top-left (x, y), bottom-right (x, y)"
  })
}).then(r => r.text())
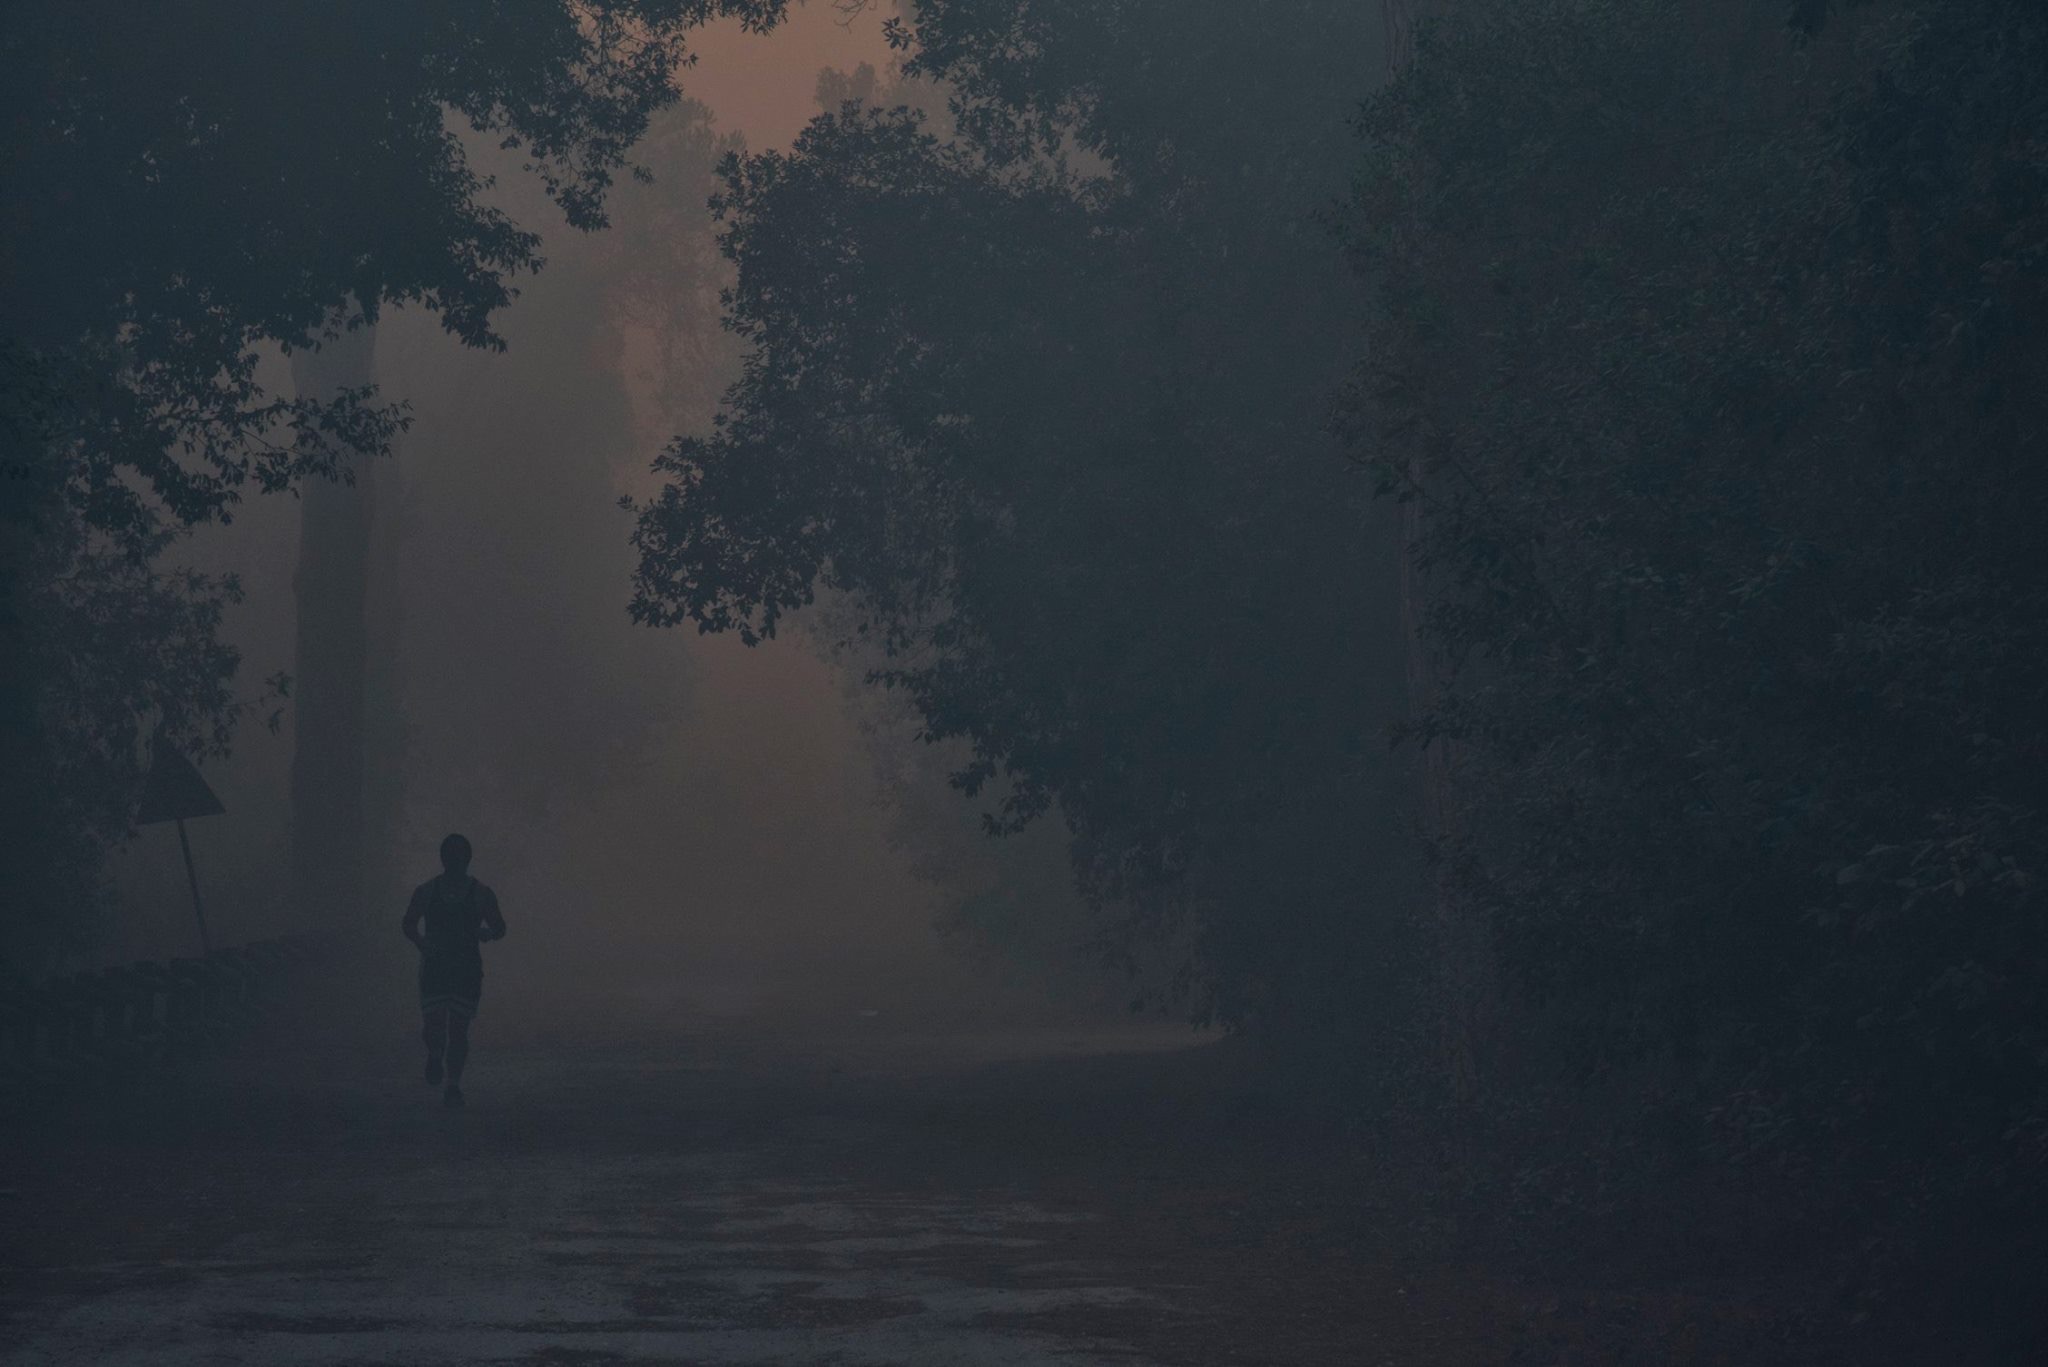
top-left (4, 0), bottom-right (2045, 1358)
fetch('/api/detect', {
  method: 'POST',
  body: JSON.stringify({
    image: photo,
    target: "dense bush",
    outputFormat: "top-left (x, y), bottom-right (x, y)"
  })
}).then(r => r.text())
top-left (1345, 0), bottom-right (2048, 1185)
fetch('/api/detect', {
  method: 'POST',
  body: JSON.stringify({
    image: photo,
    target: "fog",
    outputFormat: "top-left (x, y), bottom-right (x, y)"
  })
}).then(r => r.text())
top-left (108, 5), bottom-right (1074, 1038)
top-left (14, 4), bottom-right (2044, 1361)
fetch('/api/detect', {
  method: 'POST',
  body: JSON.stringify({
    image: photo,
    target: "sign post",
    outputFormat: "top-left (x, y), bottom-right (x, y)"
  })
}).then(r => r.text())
top-left (136, 739), bottom-right (226, 956)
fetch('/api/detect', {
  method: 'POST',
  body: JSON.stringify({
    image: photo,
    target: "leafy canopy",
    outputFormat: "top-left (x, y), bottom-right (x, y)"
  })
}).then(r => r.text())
top-left (631, 1), bottom-right (1417, 1034)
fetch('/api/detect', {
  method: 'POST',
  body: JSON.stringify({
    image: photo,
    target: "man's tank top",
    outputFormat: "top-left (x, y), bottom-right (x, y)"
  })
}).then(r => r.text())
top-left (419, 877), bottom-right (487, 961)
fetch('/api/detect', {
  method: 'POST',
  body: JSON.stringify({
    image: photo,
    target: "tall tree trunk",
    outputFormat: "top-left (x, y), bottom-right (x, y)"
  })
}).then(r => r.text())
top-left (289, 325), bottom-right (380, 928)
top-left (362, 439), bottom-right (408, 922)
top-left (0, 441), bottom-right (64, 968)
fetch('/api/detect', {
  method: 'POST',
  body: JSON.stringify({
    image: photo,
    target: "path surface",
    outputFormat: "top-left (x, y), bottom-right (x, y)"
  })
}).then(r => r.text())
top-left (0, 1021), bottom-right (1503, 1366)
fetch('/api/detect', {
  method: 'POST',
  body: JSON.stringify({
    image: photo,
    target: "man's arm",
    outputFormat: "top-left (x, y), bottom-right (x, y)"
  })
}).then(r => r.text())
top-left (402, 886), bottom-right (426, 950)
top-left (480, 887), bottom-right (506, 943)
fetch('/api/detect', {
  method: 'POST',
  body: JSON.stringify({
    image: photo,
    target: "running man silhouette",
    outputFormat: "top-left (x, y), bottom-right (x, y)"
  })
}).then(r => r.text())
top-left (402, 833), bottom-right (506, 1106)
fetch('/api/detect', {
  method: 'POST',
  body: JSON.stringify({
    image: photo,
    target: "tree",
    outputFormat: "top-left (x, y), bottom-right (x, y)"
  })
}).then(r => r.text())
top-left (632, 1), bottom-right (1421, 1049)
top-left (1, 0), bottom-right (787, 966)
top-left (1343, 0), bottom-right (2048, 1197)
top-left (288, 327), bottom-right (385, 929)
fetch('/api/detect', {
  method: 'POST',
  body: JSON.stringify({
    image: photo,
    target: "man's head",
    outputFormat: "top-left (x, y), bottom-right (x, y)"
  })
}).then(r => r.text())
top-left (440, 833), bottom-right (473, 875)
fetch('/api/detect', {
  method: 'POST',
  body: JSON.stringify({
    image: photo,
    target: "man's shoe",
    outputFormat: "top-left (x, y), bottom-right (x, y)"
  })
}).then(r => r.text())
top-left (425, 1056), bottom-right (444, 1086)
top-left (443, 1084), bottom-right (464, 1108)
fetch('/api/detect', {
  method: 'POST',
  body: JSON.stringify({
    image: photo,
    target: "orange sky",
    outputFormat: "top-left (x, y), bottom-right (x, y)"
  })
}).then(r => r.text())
top-left (683, 2), bottom-right (899, 149)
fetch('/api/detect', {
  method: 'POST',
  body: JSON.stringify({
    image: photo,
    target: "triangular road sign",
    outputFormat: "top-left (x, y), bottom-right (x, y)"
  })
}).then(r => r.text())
top-left (136, 741), bottom-right (225, 825)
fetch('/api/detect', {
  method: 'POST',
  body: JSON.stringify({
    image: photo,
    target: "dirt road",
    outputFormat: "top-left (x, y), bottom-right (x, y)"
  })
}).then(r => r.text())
top-left (0, 1021), bottom-right (1503, 1366)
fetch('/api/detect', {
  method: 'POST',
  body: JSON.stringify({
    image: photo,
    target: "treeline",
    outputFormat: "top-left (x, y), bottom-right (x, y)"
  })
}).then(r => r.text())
top-left (630, 0), bottom-right (2048, 1344)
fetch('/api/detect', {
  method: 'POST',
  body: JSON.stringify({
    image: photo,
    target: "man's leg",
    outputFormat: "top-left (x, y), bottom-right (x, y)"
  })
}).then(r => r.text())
top-left (442, 968), bottom-right (481, 1104)
top-left (422, 1005), bottom-right (448, 1085)
top-left (444, 1009), bottom-right (471, 1089)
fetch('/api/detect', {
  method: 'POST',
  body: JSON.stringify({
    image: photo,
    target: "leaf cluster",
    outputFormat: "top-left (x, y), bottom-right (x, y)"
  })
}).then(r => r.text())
top-left (631, 0), bottom-right (1420, 1037)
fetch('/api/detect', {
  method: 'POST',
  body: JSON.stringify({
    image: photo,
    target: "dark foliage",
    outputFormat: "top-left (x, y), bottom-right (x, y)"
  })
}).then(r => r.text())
top-left (1345, 0), bottom-right (2048, 1348)
top-left (631, 0), bottom-right (1421, 1043)
top-left (635, 0), bottom-right (2047, 1349)
top-left (1349, 0), bottom-right (2047, 1171)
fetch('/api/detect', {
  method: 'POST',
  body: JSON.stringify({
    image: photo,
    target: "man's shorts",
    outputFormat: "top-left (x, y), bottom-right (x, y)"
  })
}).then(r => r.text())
top-left (419, 954), bottom-right (484, 1018)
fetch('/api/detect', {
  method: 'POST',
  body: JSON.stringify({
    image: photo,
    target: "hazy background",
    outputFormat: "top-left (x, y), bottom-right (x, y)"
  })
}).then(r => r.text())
top-left (106, 3), bottom-right (1096, 1040)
